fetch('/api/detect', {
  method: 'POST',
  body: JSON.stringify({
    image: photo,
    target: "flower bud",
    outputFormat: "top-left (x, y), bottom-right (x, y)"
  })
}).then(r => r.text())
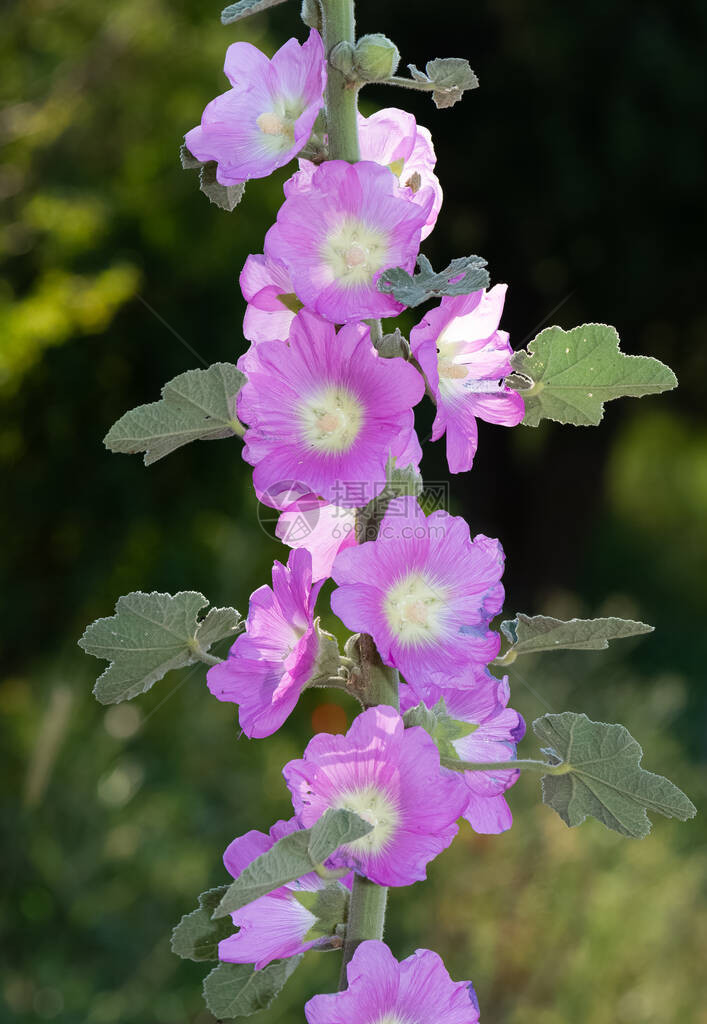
top-left (353, 34), bottom-right (400, 82)
top-left (300, 0), bottom-right (322, 31)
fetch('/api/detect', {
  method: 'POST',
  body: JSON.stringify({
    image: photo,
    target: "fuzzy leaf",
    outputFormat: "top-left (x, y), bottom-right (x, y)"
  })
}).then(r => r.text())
top-left (295, 884), bottom-right (349, 941)
top-left (403, 700), bottom-right (476, 761)
top-left (407, 58), bottom-right (478, 108)
top-left (203, 956), bottom-right (302, 1020)
top-left (220, 0), bottom-right (288, 25)
top-left (534, 712), bottom-right (696, 838)
top-left (377, 254), bottom-right (488, 307)
top-left (199, 163), bottom-right (246, 211)
top-left (79, 591), bottom-right (241, 704)
top-left (213, 810), bottom-right (371, 918)
top-left (104, 363), bottom-right (245, 465)
top-left (171, 886), bottom-right (232, 961)
top-left (510, 323), bottom-right (677, 427)
top-left (500, 614), bottom-right (654, 656)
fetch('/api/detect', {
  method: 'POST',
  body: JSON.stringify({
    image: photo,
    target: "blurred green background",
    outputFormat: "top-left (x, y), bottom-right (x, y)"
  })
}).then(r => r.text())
top-left (2, 0), bottom-right (706, 1021)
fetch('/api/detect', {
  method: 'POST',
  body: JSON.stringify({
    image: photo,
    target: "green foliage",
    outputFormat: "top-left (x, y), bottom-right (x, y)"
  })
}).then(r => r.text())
top-left (295, 885), bottom-right (349, 941)
top-left (104, 363), bottom-right (246, 466)
top-left (408, 57), bottom-right (479, 107)
top-left (180, 146), bottom-right (247, 211)
top-left (377, 254), bottom-right (489, 307)
top-left (171, 886), bottom-right (232, 962)
top-left (499, 614), bottom-right (654, 657)
top-left (220, 0), bottom-right (289, 26)
top-left (510, 324), bottom-right (677, 427)
top-left (534, 712), bottom-right (697, 838)
top-left (79, 591), bottom-right (241, 704)
top-left (403, 700), bottom-right (476, 761)
top-left (203, 957), bottom-right (302, 1019)
top-left (353, 34), bottom-right (401, 82)
top-left (213, 810), bottom-right (372, 918)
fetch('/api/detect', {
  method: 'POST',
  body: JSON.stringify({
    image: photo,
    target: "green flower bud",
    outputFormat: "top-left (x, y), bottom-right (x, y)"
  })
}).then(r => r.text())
top-left (353, 33), bottom-right (400, 82)
top-left (300, 0), bottom-right (322, 32)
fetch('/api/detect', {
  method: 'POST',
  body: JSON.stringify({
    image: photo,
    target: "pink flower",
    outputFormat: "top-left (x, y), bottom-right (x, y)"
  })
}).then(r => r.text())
top-left (237, 310), bottom-right (425, 509)
top-left (240, 252), bottom-right (298, 344)
top-left (410, 285), bottom-right (526, 473)
top-left (283, 706), bottom-right (467, 887)
top-left (401, 670), bottom-right (526, 834)
top-left (290, 107), bottom-right (442, 240)
top-left (331, 498), bottom-right (505, 688)
top-left (206, 548), bottom-right (324, 738)
top-left (184, 30), bottom-right (325, 185)
top-left (266, 160), bottom-right (434, 323)
top-left (305, 940), bottom-right (480, 1024)
top-left (276, 494), bottom-right (357, 583)
top-left (220, 818), bottom-right (350, 970)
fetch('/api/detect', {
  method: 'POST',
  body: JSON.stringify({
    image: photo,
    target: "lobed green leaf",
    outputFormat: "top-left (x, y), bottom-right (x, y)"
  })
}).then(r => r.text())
top-left (500, 613), bottom-right (654, 656)
top-left (171, 886), bottom-right (232, 962)
top-left (220, 0), bottom-right (288, 25)
top-left (378, 254), bottom-right (488, 307)
top-left (202, 956), bottom-right (302, 1019)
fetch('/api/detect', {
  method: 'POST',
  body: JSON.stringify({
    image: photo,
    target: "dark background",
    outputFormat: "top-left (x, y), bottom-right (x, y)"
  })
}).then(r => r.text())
top-left (2, 0), bottom-right (706, 1021)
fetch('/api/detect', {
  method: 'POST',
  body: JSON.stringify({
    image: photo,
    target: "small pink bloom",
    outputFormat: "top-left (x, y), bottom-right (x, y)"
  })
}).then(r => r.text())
top-left (331, 498), bottom-right (505, 688)
top-left (276, 495), bottom-right (357, 583)
top-left (290, 107), bottom-right (442, 240)
top-left (206, 548), bottom-right (322, 738)
top-left (284, 706), bottom-right (467, 887)
top-left (305, 940), bottom-right (480, 1024)
top-left (220, 818), bottom-right (350, 969)
top-left (401, 669), bottom-right (525, 834)
top-left (237, 310), bottom-right (424, 508)
top-left (410, 285), bottom-right (525, 473)
top-left (240, 252), bottom-right (298, 344)
top-left (266, 160), bottom-right (433, 323)
top-left (184, 30), bottom-right (326, 185)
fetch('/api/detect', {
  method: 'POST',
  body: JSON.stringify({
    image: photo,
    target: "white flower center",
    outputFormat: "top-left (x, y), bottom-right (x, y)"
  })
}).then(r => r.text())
top-left (334, 785), bottom-right (399, 854)
top-left (256, 97), bottom-right (304, 149)
top-left (436, 332), bottom-right (470, 394)
top-left (384, 572), bottom-right (449, 646)
top-left (256, 112), bottom-right (292, 136)
top-left (299, 386), bottom-right (364, 453)
top-left (322, 218), bottom-right (389, 287)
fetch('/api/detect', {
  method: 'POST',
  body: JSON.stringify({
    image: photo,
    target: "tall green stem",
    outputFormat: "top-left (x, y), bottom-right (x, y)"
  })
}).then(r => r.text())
top-left (320, 0), bottom-right (390, 987)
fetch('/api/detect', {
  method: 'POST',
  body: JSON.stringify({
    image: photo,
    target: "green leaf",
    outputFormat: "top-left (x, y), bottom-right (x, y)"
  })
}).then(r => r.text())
top-left (180, 145), bottom-right (247, 211)
top-left (79, 591), bottom-right (241, 704)
top-left (377, 254), bottom-right (489, 307)
top-left (203, 956), bottom-right (302, 1020)
top-left (408, 57), bottom-right (479, 108)
top-left (171, 886), bottom-right (232, 962)
top-left (533, 712), bottom-right (697, 838)
top-left (510, 323), bottom-right (678, 427)
top-left (213, 810), bottom-right (372, 918)
top-left (220, 0), bottom-right (288, 25)
top-left (499, 614), bottom-right (654, 656)
top-left (403, 700), bottom-right (476, 761)
top-left (376, 328), bottom-right (409, 359)
top-left (104, 363), bottom-right (246, 465)
top-left (294, 884), bottom-right (348, 941)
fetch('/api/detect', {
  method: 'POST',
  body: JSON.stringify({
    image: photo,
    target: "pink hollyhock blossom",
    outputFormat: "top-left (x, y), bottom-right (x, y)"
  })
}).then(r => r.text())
top-left (305, 940), bottom-right (480, 1024)
top-left (331, 498), bottom-right (505, 688)
top-left (283, 705), bottom-right (467, 887)
top-left (410, 285), bottom-right (525, 473)
top-left (290, 108), bottom-right (442, 240)
top-left (401, 670), bottom-right (525, 834)
top-left (240, 252), bottom-right (299, 344)
top-left (220, 818), bottom-right (350, 970)
top-left (206, 548), bottom-right (324, 738)
top-left (276, 494), bottom-right (357, 583)
top-left (184, 30), bottom-right (325, 185)
top-left (237, 310), bottom-right (425, 508)
top-left (266, 160), bottom-right (434, 323)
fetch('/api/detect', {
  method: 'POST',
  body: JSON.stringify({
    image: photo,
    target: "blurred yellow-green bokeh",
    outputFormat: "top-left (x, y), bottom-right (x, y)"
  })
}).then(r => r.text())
top-left (2, 0), bottom-right (705, 1021)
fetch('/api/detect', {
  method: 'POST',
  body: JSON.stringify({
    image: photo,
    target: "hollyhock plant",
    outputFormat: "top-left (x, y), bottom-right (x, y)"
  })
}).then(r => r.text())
top-left (283, 705), bottom-right (467, 887)
top-left (220, 818), bottom-right (350, 969)
top-left (184, 30), bottom-right (326, 185)
top-left (290, 107), bottom-right (443, 240)
top-left (305, 940), bottom-right (480, 1024)
top-left (401, 670), bottom-right (526, 833)
top-left (331, 498), bottom-right (505, 687)
top-left (266, 159), bottom-right (434, 322)
top-left (410, 284), bottom-right (526, 473)
top-left (237, 309), bottom-right (425, 508)
top-left (240, 252), bottom-right (300, 344)
top-left (206, 548), bottom-right (326, 738)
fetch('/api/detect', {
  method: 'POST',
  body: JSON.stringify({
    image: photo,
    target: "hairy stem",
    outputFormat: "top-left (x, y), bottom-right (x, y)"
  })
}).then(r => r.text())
top-left (320, 0), bottom-right (392, 985)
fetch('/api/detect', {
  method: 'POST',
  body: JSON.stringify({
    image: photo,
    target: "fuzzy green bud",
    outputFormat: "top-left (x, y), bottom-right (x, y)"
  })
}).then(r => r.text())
top-left (300, 0), bottom-right (322, 31)
top-left (353, 33), bottom-right (400, 82)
